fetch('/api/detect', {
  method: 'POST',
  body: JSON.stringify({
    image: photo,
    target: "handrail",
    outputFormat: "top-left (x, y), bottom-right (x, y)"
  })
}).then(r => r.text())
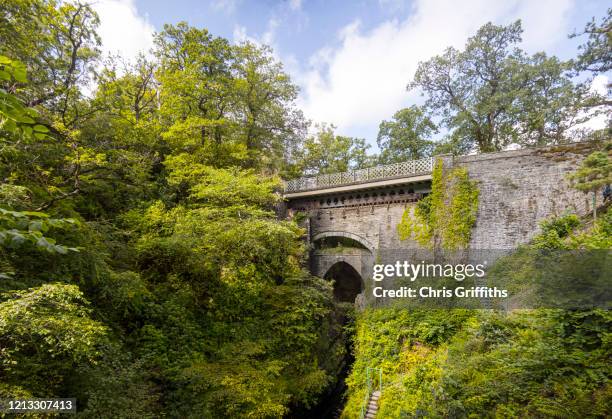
top-left (284, 157), bottom-right (434, 193)
top-left (359, 366), bottom-right (383, 419)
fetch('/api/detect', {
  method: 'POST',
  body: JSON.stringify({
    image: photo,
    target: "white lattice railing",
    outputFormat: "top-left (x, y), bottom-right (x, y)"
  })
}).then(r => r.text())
top-left (284, 157), bottom-right (434, 193)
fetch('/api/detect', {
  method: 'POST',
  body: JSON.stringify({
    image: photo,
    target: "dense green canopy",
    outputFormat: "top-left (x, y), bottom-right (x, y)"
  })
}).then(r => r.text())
top-left (0, 1), bottom-right (609, 417)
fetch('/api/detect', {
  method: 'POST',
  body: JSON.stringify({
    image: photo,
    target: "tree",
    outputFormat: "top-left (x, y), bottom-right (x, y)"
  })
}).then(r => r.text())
top-left (0, 283), bottom-right (108, 396)
top-left (377, 106), bottom-right (436, 164)
top-left (154, 23), bottom-right (306, 170)
top-left (570, 9), bottom-right (612, 110)
top-left (570, 8), bottom-right (612, 75)
top-left (410, 21), bottom-right (592, 152)
top-left (78, 56), bottom-right (163, 216)
top-left (155, 23), bottom-right (236, 164)
top-left (232, 42), bottom-right (307, 169)
top-left (0, 1), bottom-right (104, 213)
top-left (0, 55), bottom-right (48, 139)
top-left (130, 161), bottom-right (345, 417)
top-left (568, 145), bottom-right (612, 219)
top-left (516, 53), bottom-right (591, 145)
top-left (294, 124), bottom-right (374, 175)
top-left (0, 5), bottom-right (347, 417)
top-left (0, 0), bottom-right (100, 124)
top-left (96, 55), bottom-right (158, 124)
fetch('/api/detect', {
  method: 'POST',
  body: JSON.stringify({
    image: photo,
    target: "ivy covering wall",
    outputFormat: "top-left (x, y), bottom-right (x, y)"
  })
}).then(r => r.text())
top-left (397, 158), bottom-right (479, 249)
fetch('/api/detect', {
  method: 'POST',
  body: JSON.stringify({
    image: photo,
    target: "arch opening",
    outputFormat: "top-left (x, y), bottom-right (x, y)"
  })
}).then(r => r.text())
top-left (312, 232), bottom-right (375, 253)
top-left (314, 236), bottom-right (368, 251)
top-left (324, 262), bottom-right (363, 303)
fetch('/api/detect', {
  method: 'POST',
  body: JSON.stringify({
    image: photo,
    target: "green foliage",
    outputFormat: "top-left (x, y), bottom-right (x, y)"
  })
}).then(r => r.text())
top-left (532, 213), bottom-right (581, 249)
top-left (349, 208), bottom-right (611, 418)
top-left (570, 8), bottom-right (612, 75)
top-left (569, 149), bottom-right (612, 193)
top-left (571, 208), bottom-right (612, 248)
top-left (342, 308), bottom-right (476, 418)
top-left (155, 22), bottom-right (305, 170)
top-left (531, 207), bottom-right (612, 250)
top-left (410, 21), bottom-right (595, 152)
top-left (114, 161), bottom-right (345, 417)
top-left (445, 168), bottom-right (480, 248)
top-left (0, 9), bottom-right (344, 414)
top-left (377, 106), bottom-right (436, 163)
top-left (0, 55), bottom-right (47, 139)
top-left (0, 3), bottom-right (609, 417)
top-left (165, 154), bottom-right (281, 209)
top-left (0, 207), bottom-right (79, 254)
top-left (75, 352), bottom-right (160, 419)
top-left (0, 283), bottom-right (108, 395)
top-left (0, 184), bottom-right (30, 209)
top-left (568, 147), bottom-right (612, 219)
top-left (397, 159), bottom-right (479, 249)
top-left (397, 199), bottom-right (432, 245)
top-left (427, 310), bottom-right (611, 418)
top-left (344, 307), bottom-right (611, 418)
top-left (292, 124), bottom-right (374, 176)
top-left (0, 0), bottom-right (100, 121)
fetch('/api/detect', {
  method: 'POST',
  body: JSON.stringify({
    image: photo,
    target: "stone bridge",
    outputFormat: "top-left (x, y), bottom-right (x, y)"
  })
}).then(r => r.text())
top-left (282, 142), bottom-right (597, 303)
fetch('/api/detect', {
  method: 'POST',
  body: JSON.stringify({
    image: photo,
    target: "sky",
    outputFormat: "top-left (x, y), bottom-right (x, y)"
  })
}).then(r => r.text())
top-left (91, 0), bottom-right (610, 145)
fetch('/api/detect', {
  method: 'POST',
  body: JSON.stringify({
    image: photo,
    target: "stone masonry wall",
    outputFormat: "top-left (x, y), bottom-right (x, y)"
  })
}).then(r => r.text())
top-left (300, 141), bottom-right (599, 280)
top-left (452, 141), bottom-right (597, 249)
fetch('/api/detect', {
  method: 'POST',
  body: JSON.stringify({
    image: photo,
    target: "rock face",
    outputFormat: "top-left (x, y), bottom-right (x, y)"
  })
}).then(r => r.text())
top-left (286, 141), bottom-right (598, 289)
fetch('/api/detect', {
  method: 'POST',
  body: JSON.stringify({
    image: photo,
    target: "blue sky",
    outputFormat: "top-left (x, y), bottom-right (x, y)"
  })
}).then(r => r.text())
top-left (93, 0), bottom-right (610, 146)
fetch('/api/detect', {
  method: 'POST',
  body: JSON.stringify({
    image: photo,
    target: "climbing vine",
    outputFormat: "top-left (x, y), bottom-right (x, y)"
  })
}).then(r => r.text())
top-left (397, 159), bottom-right (479, 249)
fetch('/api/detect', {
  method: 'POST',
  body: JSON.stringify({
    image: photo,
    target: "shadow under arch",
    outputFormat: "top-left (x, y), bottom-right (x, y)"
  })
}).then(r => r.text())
top-left (312, 231), bottom-right (375, 253)
top-left (324, 261), bottom-right (363, 303)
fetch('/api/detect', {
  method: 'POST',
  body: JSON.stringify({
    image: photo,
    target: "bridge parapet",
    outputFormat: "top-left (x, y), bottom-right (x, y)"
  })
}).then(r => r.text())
top-left (284, 157), bottom-right (434, 193)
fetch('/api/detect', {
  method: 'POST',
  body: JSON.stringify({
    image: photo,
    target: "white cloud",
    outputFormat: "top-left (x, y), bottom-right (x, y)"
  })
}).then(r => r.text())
top-left (92, 0), bottom-right (155, 60)
top-left (294, 0), bottom-right (575, 139)
top-left (262, 18), bottom-right (279, 45)
top-left (233, 18), bottom-right (280, 54)
top-left (590, 74), bottom-right (610, 96)
top-left (572, 74), bottom-right (610, 132)
top-left (289, 0), bottom-right (302, 12)
top-left (211, 0), bottom-right (240, 14)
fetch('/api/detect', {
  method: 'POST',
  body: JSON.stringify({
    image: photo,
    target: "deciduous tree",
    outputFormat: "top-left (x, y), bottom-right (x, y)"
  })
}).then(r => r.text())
top-left (410, 21), bottom-right (592, 152)
top-left (377, 106), bottom-right (436, 163)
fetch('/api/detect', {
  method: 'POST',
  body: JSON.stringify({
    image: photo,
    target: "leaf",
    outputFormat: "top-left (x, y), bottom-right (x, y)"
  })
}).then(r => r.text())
top-left (12, 65), bottom-right (27, 83)
top-left (33, 124), bottom-right (49, 133)
top-left (54, 245), bottom-right (68, 254)
top-left (16, 115), bottom-right (35, 124)
top-left (36, 236), bottom-right (51, 249)
top-left (9, 232), bottom-right (25, 246)
top-left (22, 211), bottom-right (50, 218)
top-left (28, 220), bottom-right (44, 232)
top-left (2, 119), bottom-right (17, 133)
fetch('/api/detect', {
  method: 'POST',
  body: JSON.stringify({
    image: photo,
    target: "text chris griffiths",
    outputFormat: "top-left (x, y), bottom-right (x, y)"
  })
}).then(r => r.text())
top-left (371, 261), bottom-right (509, 299)
top-left (372, 286), bottom-right (508, 299)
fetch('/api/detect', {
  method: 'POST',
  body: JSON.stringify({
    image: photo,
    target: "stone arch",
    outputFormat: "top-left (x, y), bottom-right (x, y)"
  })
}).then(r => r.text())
top-left (312, 231), bottom-right (376, 253)
top-left (315, 255), bottom-right (364, 280)
top-left (324, 261), bottom-right (363, 302)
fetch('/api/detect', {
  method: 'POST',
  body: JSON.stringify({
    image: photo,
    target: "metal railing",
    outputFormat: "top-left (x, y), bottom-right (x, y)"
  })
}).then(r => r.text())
top-left (284, 157), bottom-right (434, 193)
top-left (359, 366), bottom-right (383, 419)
